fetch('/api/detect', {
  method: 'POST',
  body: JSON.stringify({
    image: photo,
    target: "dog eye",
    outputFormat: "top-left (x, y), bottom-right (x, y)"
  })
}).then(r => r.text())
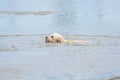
top-left (45, 37), bottom-right (48, 39)
top-left (51, 36), bottom-right (54, 38)
top-left (57, 40), bottom-right (59, 42)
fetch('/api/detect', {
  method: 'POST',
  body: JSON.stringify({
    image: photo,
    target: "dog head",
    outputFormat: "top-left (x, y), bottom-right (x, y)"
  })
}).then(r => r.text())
top-left (45, 33), bottom-right (65, 43)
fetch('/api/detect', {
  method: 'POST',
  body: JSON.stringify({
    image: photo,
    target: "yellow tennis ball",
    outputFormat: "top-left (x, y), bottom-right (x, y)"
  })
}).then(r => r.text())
top-left (67, 40), bottom-right (72, 44)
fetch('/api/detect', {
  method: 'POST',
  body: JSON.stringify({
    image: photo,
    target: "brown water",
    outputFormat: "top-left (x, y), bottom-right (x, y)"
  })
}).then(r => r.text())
top-left (0, 35), bottom-right (120, 80)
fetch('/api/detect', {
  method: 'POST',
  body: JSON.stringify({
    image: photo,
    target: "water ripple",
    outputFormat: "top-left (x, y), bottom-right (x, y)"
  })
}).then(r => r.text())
top-left (0, 11), bottom-right (56, 15)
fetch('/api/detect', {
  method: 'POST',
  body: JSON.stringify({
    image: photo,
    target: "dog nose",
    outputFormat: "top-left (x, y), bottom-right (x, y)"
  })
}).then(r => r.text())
top-left (51, 36), bottom-right (53, 38)
top-left (46, 36), bottom-right (48, 39)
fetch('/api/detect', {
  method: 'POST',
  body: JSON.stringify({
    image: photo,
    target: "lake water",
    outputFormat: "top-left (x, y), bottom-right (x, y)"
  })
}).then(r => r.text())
top-left (0, 0), bottom-right (120, 35)
top-left (0, 0), bottom-right (120, 80)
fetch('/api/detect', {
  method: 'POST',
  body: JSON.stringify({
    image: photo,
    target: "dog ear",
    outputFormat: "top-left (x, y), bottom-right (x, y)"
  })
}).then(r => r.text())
top-left (51, 36), bottom-right (54, 38)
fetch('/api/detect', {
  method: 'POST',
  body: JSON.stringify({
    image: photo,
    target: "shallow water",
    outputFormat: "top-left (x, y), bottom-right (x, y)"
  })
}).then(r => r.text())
top-left (0, 35), bottom-right (120, 80)
top-left (0, 0), bottom-right (120, 80)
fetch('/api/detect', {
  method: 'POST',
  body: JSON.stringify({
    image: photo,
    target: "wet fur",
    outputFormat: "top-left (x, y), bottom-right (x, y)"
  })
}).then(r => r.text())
top-left (45, 33), bottom-right (88, 44)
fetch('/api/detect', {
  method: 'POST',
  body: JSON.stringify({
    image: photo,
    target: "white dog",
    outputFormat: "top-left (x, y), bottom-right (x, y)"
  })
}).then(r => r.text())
top-left (45, 33), bottom-right (88, 44)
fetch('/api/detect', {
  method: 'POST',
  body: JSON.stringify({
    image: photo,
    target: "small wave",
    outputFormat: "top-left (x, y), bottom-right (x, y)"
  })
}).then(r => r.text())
top-left (0, 34), bottom-right (43, 37)
top-left (0, 46), bottom-right (18, 52)
top-left (0, 11), bottom-right (56, 15)
top-left (0, 34), bottom-right (120, 38)
top-left (107, 76), bottom-right (120, 80)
